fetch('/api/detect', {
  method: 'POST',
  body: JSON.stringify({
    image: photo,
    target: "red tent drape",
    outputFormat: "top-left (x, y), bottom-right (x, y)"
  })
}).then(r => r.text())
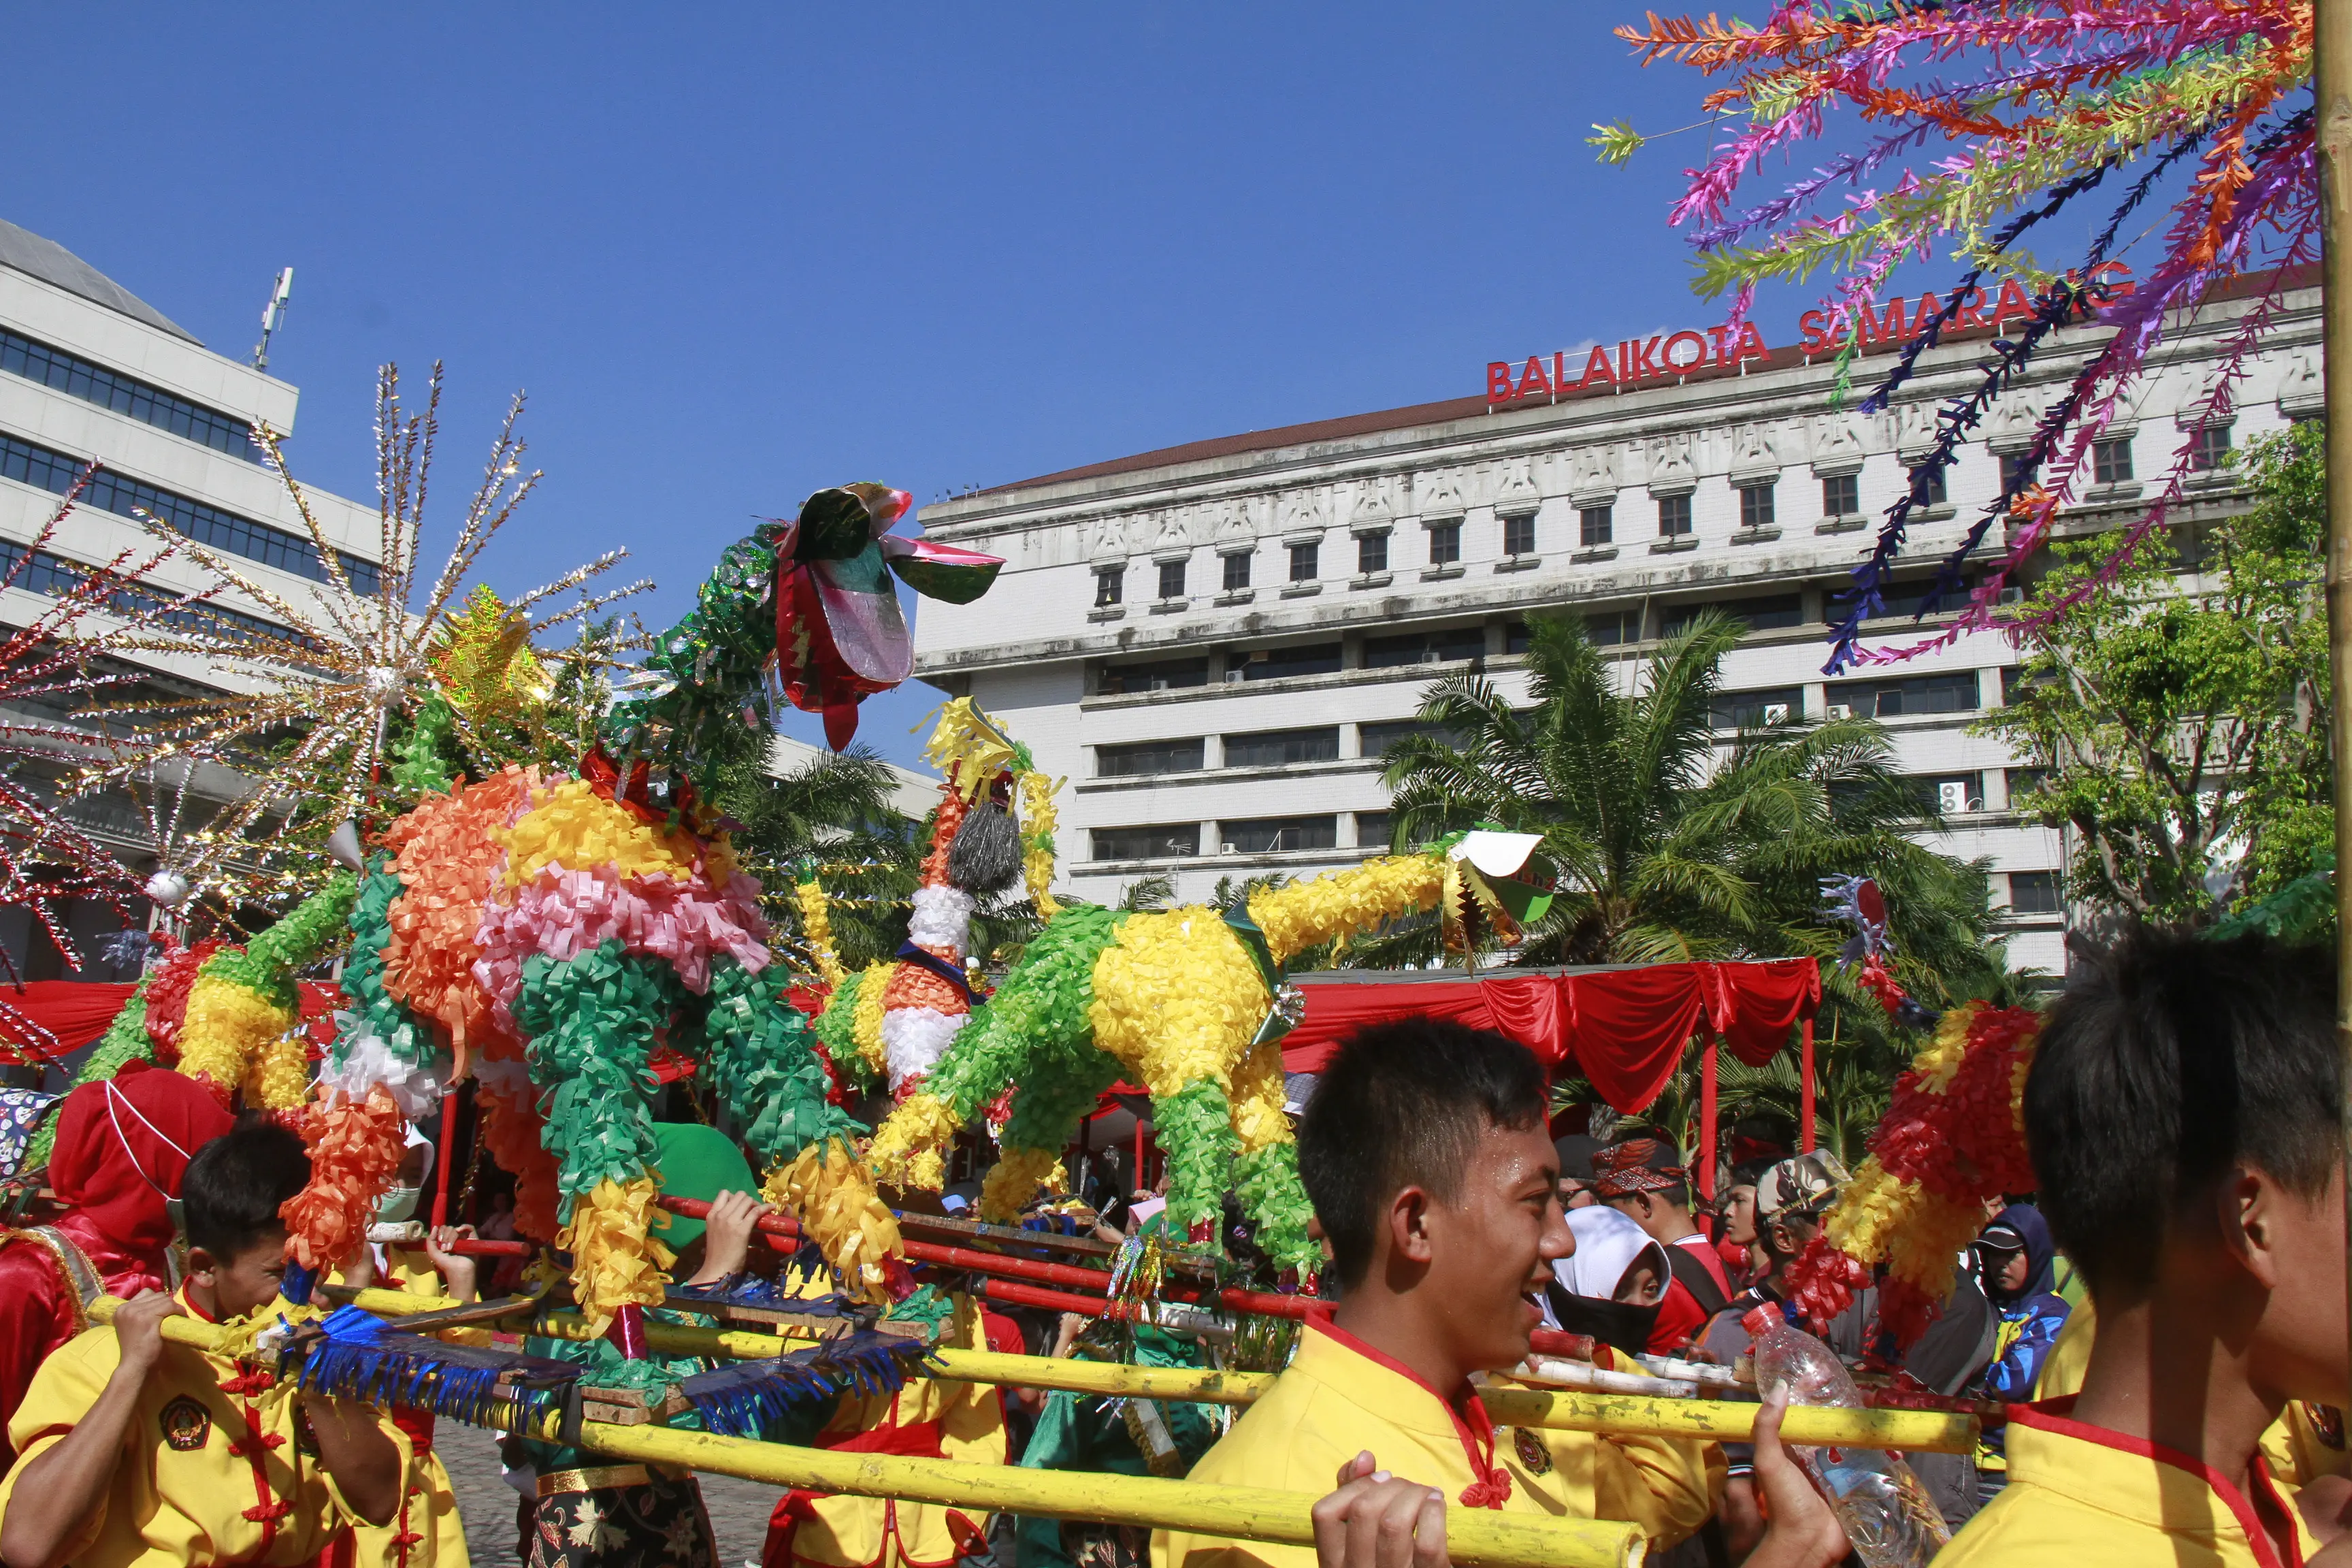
top-left (0, 979), bottom-right (346, 1064)
top-left (1280, 959), bottom-right (1822, 1115)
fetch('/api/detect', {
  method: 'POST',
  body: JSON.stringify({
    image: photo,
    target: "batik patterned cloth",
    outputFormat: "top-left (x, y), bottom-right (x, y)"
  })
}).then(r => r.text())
top-left (0, 1088), bottom-right (57, 1179)
top-left (523, 1473), bottom-right (719, 1568)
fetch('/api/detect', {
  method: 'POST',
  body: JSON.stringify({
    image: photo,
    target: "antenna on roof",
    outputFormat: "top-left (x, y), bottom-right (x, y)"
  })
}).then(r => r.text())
top-left (251, 266), bottom-right (294, 372)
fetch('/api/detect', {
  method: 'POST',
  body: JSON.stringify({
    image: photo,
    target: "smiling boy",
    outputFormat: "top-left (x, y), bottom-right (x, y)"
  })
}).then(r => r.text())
top-left (1152, 1017), bottom-right (1714, 1568)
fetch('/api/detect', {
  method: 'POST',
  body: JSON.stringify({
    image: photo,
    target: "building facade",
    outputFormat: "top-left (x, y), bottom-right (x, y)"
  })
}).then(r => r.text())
top-left (913, 276), bottom-right (2320, 977)
top-left (0, 218), bottom-right (385, 977)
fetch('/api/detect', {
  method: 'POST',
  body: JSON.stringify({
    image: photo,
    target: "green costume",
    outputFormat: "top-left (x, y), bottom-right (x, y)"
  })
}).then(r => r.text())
top-left (1013, 1325), bottom-right (1220, 1568)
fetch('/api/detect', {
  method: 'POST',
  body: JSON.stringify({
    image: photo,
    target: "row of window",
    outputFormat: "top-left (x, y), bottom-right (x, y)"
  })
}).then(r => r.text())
top-left (0, 538), bottom-right (301, 648)
top-left (0, 429), bottom-right (379, 593)
top-left (1092, 431), bottom-right (2236, 610)
top-left (1, 327), bottom-right (266, 464)
top-left (1092, 813), bottom-right (1392, 860)
top-left (1098, 719), bottom-right (1464, 778)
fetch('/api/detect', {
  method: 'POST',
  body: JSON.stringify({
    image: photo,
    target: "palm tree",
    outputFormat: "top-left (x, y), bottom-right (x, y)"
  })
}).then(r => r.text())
top-left (1381, 610), bottom-right (1999, 1004)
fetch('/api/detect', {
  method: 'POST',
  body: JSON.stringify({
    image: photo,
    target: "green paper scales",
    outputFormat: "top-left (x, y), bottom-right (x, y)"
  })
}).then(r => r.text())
top-left (600, 532), bottom-right (781, 799)
top-left (514, 940), bottom-right (683, 1199)
top-left (335, 856), bottom-right (440, 1073)
top-left (810, 966), bottom-right (874, 1093)
top-left (926, 906), bottom-right (1126, 1124)
top-left (700, 957), bottom-right (864, 1171)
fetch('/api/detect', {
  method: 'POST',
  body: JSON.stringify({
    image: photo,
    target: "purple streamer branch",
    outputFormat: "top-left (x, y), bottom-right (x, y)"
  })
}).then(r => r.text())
top-left (1687, 122), bottom-right (1936, 250)
top-left (1850, 218), bottom-right (2314, 668)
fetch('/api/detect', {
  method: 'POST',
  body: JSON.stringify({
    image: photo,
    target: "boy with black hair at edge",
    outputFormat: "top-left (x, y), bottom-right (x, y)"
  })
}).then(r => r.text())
top-left (0, 1117), bottom-right (408, 1568)
top-left (1155, 1016), bottom-right (1841, 1568)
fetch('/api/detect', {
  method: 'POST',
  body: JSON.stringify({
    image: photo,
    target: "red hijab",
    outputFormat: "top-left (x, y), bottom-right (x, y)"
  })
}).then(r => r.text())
top-left (48, 1062), bottom-right (233, 1252)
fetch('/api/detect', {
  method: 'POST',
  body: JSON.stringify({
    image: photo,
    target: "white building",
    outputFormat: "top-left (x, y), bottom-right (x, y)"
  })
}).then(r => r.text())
top-left (913, 271), bottom-right (2321, 978)
top-left (0, 218), bottom-right (385, 977)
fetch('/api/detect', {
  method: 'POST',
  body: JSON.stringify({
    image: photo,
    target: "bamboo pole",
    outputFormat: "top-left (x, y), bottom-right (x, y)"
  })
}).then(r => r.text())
top-left (88, 1298), bottom-right (1639, 1568)
top-left (2320, 0), bottom-right (2352, 1406)
top-left (336, 1286), bottom-right (1980, 1454)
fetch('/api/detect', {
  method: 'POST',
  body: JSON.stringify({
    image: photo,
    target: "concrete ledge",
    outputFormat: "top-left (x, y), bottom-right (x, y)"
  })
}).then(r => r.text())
top-left (1648, 536), bottom-right (1699, 555)
top-left (1494, 555), bottom-right (1541, 572)
top-left (1731, 527), bottom-right (1782, 545)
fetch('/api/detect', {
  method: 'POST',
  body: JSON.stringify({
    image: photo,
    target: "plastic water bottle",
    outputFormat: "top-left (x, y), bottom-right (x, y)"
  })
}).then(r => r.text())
top-left (1742, 1305), bottom-right (1949, 1568)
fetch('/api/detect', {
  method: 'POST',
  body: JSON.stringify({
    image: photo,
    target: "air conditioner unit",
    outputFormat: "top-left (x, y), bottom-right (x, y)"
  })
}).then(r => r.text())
top-left (1998, 585), bottom-right (2025, 605)
top-left (1826, 703), bottom-right (1854, 721)
top-left (1938, 781), bottom-right (1972, 815)
top-left (1221, 842), bottom-right (1239, 855)
top-left (1763, 703), bottom-right (1791, 725)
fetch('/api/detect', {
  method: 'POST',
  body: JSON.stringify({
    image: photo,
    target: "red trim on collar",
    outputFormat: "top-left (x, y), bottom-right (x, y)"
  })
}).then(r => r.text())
top-left (2007, 1399), bottom-right (2304, 1568)
top-left (1308, 1320), bottom-right (1511, 1509)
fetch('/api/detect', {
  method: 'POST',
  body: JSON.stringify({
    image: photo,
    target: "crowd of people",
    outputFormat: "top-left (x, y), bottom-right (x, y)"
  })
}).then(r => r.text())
top-left (0, 924), bottom-right (2343, 1568)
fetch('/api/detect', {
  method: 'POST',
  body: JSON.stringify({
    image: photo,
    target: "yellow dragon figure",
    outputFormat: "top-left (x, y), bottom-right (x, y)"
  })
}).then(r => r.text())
top-left (868, 834), bottom-right (1546, 1274)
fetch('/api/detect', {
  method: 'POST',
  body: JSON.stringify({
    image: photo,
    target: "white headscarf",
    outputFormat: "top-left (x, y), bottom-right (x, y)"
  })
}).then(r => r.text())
top-left (1555, 1204), bottom-right (1672, 1301)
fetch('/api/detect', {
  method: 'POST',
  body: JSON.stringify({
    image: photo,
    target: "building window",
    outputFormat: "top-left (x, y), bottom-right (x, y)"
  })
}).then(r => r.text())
top-left (1427, 521), bottom-right (1461, 566)
top-left (1999, 453), bottom-right (2035, 495)
top-left (1360, 719), bottom-right (1461, 757)
top-left (2093, 437), bottom-right (2135, 485)
top-left (0, 431), bottom-right (379, 592)
top-left (1363, 627), bottom-right (1486, 669)
top-left (1156, 559), bottom-right (1186, 602)
top-left (1737, 480), bottom-right (1776, 530)
top-left (1236, 642), bottom-right (1343, 681)
top-left (1356, 812), bottom-right (1395, 853)
top-left (1657, 493), bottom-right (1693, 537)
top-left (1098, 656), bottom-right (1209, 694)
top-left (1224, 727), bottom-right (1340, 768)
top-left (1826, 670), bottom-right (1982, 718)
top-left (1822, 473), bottom-right (1859, 518)
top-left (2006, 766), bottom-right (2049, 805)
top-left (1502, 513), bottom-right (1537, 557)
top-left (1585, 608), bottom-right (1639, 646)
top-left (1909, 463), bottom-right (1948, 506)
top-left (1710, 687), bottom-right (1802, 730)
top-left (0, 327), bottom-right (266, 464)
top-left (1829, 576), bottom-right (1974, 625)
top-left (2190, 423), bottom-right (2233, 472)
top-left (1661, 594), bottom-right (1803, 638)
top-left (1580, 505), bottom-right (1614, 546)
top-left (1288, 540), bottom-right (1320, 581)
top-left (1096, 738), bottom-right (1205, 778)
top-left (2008, 870), bottom-right (2062, 915)
top-left (1094, 566), bottom-right (1123, 607)
top-left (1092, 823), bottom-right (1201, 862)
top-left (1358, 532), bottom-right (1388, 574)
top-left (1222, 552), bottom-right (1251, 592)
top-left (1222, 816), bottom-right (1338, 854)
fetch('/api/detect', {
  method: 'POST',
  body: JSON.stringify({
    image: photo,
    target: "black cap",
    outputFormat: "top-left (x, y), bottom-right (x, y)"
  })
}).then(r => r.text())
top-left (1553, 1134), bottom-right (1603, 1181)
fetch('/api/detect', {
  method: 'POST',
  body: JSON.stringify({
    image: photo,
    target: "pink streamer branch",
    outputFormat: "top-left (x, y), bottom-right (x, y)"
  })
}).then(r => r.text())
top-left (472, 863), bottom-right (772, 1028)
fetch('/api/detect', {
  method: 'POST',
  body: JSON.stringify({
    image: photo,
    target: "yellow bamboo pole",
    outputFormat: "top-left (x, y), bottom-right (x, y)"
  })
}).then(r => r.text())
top-left (338, 1287), bottom-right (1978, 1454)
top-left (88, 1297), bottom-right (1639, 1568)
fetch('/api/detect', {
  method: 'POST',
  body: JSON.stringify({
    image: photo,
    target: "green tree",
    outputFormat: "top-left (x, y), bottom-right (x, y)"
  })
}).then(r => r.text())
top-left (1976, 423), bottom-right (2330, 927)
top-left (1379, 611), bottom-right (1999, 1001)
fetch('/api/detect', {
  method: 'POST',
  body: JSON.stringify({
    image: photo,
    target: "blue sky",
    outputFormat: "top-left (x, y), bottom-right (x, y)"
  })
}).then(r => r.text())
top-left (10, 7), bottom-right (1834, 766)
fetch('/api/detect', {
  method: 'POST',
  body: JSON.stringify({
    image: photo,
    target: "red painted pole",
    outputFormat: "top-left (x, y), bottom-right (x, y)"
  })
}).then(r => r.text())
top-left (1698, 1038), bottom-right (1720, 1203)
top-left (1799, 1015), bottom-right (1818, 1153)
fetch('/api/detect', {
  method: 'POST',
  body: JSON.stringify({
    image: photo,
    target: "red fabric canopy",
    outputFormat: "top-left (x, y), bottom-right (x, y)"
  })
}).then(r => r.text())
top-left (1280, 959), bottom-right (1820, 1114)
top-left (0, 979), bottom-right (346, 1065)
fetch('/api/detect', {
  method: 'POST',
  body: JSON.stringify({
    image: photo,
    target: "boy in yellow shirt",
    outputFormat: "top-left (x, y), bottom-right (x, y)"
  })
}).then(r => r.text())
top-left (1156, 1017), bottom-right (1752, 1568)
top-left (1937, 928), bottom-right (2346, 1567)
top-left (0, 1119), bottom-right (408, 1568)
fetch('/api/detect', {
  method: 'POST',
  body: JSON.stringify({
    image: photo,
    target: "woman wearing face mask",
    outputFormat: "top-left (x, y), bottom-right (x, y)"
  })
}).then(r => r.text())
top-left (1541, 1205), bottom-right (1680, 1357)
top-left (0, 1063), bottom-right (231, 1471)
top-left (330, 1127), bottom-right (480, 1568)
top-left (1970, 1205), bottom-right (2070, 1499)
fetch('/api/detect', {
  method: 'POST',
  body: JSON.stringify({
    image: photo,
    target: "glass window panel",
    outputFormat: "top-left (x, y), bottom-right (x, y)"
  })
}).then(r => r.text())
top-left (1358, 533), bottom-right (1388, 574)
top-left (1657, 493), bottom-right (1693, 536)
top-left (1224, 728), bottom-right (1340, 768)
top-left (1092, 823), bottom-right (1201, 861)
top-left (1239, 643), bottom-right (1343, 681)
top-left (1428, 522), bottom-right (1461, 565)
top-left (1580, 505), bottom-right (1613, 546)
top-left (1096, 738), bottom-right (1205, 777)
top-left (1099, 657), bottom-right (1209, 694)
top-left (1222, 816), bottom-right (1338, 854)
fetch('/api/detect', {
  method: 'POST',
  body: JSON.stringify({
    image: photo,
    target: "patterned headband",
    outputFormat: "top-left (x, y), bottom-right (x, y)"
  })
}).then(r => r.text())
top-left (1588, 1138), bottom-right (1688, 1198)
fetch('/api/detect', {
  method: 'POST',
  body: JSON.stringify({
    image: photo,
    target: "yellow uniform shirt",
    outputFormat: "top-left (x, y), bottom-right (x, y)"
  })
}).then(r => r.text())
top-left (0, 1288), bottom-right (413, 1568)
top-left (340, 1247), bottom-right (470, 1568)
top-left (1940, 1400), bottom-right (2318, 1568)
top-left (2030, 1294), bottom-right (2347, 1488)
top-left (770, 1298), bottom-right (1011, 1568)
top-left (1152, 1320), bottom-right (1717, 1568)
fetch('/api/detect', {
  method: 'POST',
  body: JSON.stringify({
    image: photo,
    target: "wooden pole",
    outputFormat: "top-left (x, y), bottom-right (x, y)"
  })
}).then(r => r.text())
top-left (2321, 0), bottom-right (2352, 1401)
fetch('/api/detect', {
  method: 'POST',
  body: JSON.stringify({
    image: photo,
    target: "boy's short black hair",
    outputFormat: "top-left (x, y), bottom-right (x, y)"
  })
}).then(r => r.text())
top-left (2026, 927), bottom-right (2338, 1303)
top-left (1297, 1016), bottom-right (1550, 1292)
top-left (181, 1117), bottom-right (310, 1259)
